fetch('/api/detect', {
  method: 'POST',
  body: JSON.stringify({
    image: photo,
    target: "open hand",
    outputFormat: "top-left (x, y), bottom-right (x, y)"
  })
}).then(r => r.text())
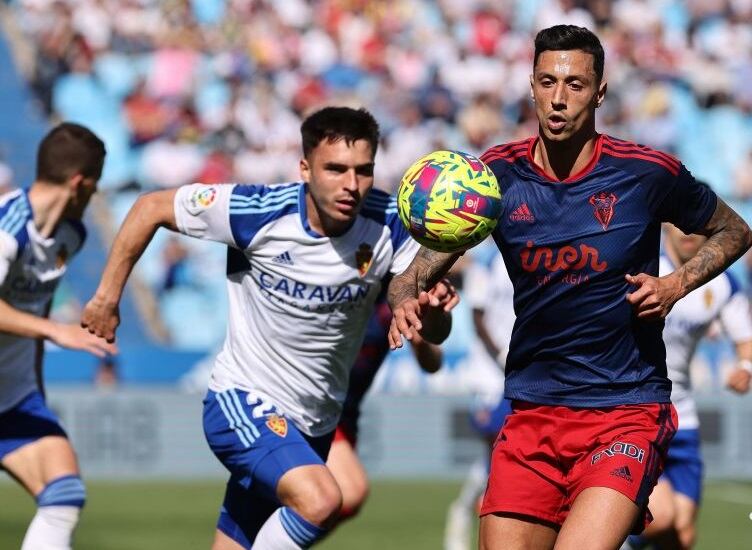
top-left (50, 323), bottom-right (118, 357)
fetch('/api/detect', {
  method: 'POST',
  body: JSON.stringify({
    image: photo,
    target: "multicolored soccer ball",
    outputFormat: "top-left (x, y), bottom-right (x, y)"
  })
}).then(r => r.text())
top-left (397, 150), bottom-right (502, 253)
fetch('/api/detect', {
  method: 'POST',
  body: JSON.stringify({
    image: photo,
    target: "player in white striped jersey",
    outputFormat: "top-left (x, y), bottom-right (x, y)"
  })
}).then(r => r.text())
top-left (0, 123), bottom-right (115, 550)
top-left (445, 247), bottom-right (514, 550)
top-left (82, 107), bottom-right (455, 549)
top-left (628, 222), bottom-right (752, 550)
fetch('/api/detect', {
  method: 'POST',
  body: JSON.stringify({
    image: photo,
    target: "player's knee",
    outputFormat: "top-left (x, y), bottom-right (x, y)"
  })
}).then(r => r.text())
top-left (675, 522), bottom-right (696, 549)
top-left (340, 479), bottom-right (369, 519)
top-left (37, 475), bottom-right (87, 510)
top-left (647, 503), bottom-right (675, 536)
top-left (293, 477), bottom-right (342, 527)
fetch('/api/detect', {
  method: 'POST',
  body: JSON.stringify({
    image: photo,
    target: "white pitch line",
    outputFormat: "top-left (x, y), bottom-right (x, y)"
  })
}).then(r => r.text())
top-left (708, 487), bottom-right (752, 506)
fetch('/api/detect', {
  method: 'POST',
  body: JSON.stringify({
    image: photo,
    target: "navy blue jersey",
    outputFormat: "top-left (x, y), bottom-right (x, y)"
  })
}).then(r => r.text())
top-left (481, 135), bottom-right (717, 407)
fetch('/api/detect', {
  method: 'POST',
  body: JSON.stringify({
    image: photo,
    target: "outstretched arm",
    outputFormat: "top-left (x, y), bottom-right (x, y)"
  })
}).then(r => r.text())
top-left (82, 189), bottom-right (178, 342)
top-left (387, 247), bottom-right (461, 349)
top-left (627, 199), bottom-right (752, 319)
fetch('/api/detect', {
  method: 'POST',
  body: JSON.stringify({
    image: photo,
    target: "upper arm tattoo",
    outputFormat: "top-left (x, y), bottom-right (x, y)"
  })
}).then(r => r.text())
top-left (678, 198), bottom-right (752, 295)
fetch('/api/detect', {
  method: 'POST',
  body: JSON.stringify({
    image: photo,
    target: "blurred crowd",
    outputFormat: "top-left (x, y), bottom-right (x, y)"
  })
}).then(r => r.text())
top-left (5, 0), bottom-right (752, 351)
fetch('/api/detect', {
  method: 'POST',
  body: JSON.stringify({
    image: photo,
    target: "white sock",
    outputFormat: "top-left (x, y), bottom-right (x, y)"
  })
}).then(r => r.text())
top-left (253, 507), bottom-right (326, 549)
top-left (21, 505), bottom-right (81, 550)
top-left (456, 457), bottom-right (489, 510)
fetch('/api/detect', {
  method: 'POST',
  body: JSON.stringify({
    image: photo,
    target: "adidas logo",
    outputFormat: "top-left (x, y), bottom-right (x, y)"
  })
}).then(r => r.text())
top-left (272, 251), bottom-right (294, 265)
top-left (509, 202), bottom-right (535, 222)
top-left (610, 465), bottom-right (633, 483)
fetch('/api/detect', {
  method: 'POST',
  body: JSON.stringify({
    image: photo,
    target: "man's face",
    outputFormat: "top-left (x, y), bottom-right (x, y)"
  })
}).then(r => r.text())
top-left (664, 223), bottom-right (707, 264)
top-left (530, 49), bottom-right (606, 141)
top-left (300, 137), bottom-right (375, 233)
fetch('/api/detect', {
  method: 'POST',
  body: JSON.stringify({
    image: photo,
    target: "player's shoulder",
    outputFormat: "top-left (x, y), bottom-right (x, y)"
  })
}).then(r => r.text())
top-left (721, 269), bottom-right (742, 297)
top-left (0, 189), bottom-right (31, 250)
top-left (600, 135), bottom-right (682, 178)
top-left (480, 138), bottom-right (533, 170)
top-left (229, 181), bottom-right (302, 204)
top-left (360, 188), bottom-right (398, 224)
top-left (227, 182), bottom-right (303, 249)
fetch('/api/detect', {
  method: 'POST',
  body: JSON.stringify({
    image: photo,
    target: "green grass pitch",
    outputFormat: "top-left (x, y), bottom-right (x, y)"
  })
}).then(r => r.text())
top-left (0, 480), bottom-right (750, 548)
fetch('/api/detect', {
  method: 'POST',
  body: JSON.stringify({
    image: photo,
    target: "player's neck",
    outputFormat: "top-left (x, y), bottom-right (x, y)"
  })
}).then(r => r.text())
top-left (305, 193), bottom-right (354, 237)
top-left (535, 128), bottom-right (599, 181)
top-left (27, 181), bottom-right (70, 238)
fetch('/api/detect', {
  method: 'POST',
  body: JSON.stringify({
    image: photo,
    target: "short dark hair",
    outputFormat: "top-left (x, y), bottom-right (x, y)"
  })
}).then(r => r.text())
top-left (36, 122), bottom-right (106, 184)
top-left (534, 25), bottom-right (605, 82)
top-left (300, 107), bottom-right (380, 158)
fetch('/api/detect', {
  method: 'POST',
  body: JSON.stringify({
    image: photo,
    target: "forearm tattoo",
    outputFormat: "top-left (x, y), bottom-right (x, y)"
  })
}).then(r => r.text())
top-left (388, 247), bottom-right (460, 309)
top-left (679, 199), bottom-right (752, 296)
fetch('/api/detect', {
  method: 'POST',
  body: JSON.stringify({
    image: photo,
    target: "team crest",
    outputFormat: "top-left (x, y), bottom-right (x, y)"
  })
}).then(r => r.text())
top-left (266, 414), bottom-right (288, 437)
top-left (589, 192), bottom-right (618, 231)
top-left (355, 243), bottom-right (373, 277)
top-left (56, 245), bottom-right (68, 269)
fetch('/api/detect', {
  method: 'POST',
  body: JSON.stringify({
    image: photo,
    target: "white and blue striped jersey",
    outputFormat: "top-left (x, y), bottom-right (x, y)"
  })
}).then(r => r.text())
top-left (660, 255), bottom-right (752, 429)
top-left (463, 249), bottom-right (515, 397)
top-left (0, 189), bottom-right (86, 412)
top-left (173, 182), bottom-right (419, 436)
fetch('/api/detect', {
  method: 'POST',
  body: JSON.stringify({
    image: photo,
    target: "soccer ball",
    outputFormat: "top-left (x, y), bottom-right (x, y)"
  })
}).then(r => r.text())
top-left (397, 150), bottom-right (502, 253)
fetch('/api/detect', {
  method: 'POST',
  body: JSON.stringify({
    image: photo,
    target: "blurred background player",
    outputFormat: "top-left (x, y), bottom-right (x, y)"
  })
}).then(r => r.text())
top-left (444, 247), bottom-right (514, 550)
top-left (388, 25), bottom-right (752, 550)
top-left (624, 222), bottom-right (752, 550)
top-left (327, 282), bottom-right (454, 524)
top-left (81, 106), bottom-right (455, 550)
top-left (0, 123), bottom-right (116, 550)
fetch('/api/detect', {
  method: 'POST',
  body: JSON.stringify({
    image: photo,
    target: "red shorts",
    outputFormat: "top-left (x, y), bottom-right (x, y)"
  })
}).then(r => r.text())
top-left (480, 401), bottom-right (677, 532)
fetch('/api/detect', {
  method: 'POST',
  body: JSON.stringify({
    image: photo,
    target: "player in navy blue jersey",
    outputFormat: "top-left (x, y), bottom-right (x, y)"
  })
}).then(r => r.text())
top-left (388, 25), bottom-right (752, 550)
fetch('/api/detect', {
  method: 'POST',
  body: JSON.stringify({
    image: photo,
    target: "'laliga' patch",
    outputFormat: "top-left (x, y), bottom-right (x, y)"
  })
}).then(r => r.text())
top-left (189, 186), bottom-right (217, 211)
top-left (266, 414), bottom-right (288, 437)
top-left (356, 243), bottom-right (373, 277)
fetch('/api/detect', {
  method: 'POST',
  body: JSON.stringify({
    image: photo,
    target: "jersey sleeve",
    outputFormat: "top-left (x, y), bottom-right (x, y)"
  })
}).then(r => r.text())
top-left (656, 165), bottom-right (718, 234)
top-left (0, 231), bottom-right (17, 286)
top-left (387, 202), bottom-right (422, 276)
top-left (174, 184), bottom-right (237, 246)
top-left (719, 279), bottom-right (752, 343)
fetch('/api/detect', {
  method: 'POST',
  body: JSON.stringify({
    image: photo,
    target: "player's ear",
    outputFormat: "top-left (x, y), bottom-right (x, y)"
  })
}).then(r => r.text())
top-left (595, 80), bottom-right (607, 108)
top-left (66, 173), bottom-right (84, 194)
top-left (529, 74), bottom-right (535, 101)
top-left (299, 158), bottom-right (311, 183)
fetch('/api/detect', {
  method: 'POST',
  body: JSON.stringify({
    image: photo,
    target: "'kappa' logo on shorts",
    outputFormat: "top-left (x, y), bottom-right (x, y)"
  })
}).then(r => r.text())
top-left (591, 441), bottom-right (645, 465)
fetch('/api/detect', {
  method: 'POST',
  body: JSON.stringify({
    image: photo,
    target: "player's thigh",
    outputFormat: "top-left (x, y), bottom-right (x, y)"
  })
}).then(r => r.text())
top-left (555, 486), bottom-right (640, 550)
top-left (326, 438), bottom-right (369, 509)
top-left (1, 435), bottom-right (79, 496)
top-left (479, 513), bottom-right (557, 550)
top-left (641, 479), bottom-right (677, 537)
top-left (212, 528), bottom-right (246, 550)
